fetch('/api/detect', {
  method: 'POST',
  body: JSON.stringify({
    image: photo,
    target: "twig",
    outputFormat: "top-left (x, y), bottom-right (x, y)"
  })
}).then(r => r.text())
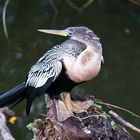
top-left (2, 0), bottom-right (10, 42)
top-left (73, 114), bottom-right (104, 122)
top-left (65, 0), bottom-right (81, 12)
top-left (48, 0), bottom-right (59, 27)
top-left (95, 98), bottom-right (140, 119)
top-left (128, 0), bottom-right (140, 6)
top-left (109, 110), bottom-right (140, 135)
top-left (49, 0), bottom-right (59, 15)
top-left (80, 0), bottom-right (95, 11)
top-left (65, 0), bottom-right (95, 12)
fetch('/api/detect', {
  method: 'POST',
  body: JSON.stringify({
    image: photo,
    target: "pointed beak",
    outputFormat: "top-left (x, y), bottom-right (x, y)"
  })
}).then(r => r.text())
top-left (37, 29), bottom-right (68, 37)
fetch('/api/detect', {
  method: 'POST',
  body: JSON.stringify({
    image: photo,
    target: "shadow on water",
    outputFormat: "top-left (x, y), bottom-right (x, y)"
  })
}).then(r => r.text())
top-left (0, 0), bottom-right (140, 139)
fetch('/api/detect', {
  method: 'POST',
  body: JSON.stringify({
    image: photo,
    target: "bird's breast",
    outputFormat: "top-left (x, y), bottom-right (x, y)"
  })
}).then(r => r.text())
top-left (63, 49), bottom-right (101, 83)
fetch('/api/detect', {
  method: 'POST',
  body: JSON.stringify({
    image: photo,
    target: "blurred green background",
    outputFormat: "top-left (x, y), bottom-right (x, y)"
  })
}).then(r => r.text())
top-left (0, 0), bottom-right (140, 139)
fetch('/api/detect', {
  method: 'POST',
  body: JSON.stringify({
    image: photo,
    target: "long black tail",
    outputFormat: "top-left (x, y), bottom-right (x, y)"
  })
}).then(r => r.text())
top-left (0, 82), bottom-right (26, 107)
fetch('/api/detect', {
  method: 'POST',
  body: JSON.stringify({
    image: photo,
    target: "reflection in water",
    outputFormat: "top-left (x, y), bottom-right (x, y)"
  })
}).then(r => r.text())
top-left (0, 0), bottom-right (140, 139)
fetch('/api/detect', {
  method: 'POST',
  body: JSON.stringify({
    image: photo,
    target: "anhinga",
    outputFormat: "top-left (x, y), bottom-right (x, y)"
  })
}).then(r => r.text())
top-left (0, 26), bottom-right (104, 121)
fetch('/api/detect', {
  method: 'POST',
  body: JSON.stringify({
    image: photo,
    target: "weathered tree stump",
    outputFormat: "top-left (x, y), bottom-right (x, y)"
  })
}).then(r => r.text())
top-left (32, 95), bottom-right (134, 140)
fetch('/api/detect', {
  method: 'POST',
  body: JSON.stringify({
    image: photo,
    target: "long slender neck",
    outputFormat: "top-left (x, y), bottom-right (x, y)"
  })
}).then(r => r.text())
top-left (70, 39), bottom-right (101, 56)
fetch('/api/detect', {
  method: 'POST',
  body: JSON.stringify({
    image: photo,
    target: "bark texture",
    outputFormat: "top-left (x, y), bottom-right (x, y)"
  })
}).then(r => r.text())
top-left (32, 95), bottom-right (134, 140)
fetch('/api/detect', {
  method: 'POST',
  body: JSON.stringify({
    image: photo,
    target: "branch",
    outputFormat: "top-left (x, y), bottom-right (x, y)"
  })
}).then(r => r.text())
top-left (109, 110), bottom-right (140, 134)
top-left (94, 98), bottom-right (140, 119)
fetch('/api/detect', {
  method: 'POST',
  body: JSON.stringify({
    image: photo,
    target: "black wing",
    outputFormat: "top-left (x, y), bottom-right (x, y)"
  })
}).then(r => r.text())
top-left (25, 60), bottom-right (62, 115)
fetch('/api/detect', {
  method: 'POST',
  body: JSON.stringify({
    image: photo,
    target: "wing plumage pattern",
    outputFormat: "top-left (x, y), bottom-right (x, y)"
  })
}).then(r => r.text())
top-left (25, 39), bottom-right (87, 89)
top-left (26, 60), bottom-right (62, 88)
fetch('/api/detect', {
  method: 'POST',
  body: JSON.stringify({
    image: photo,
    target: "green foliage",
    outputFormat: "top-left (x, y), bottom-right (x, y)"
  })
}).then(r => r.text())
top-left (111, 120), bottom-right (117, 129)
top-left (26, 123), bottom-right (34, 131)
top-left (94, 103), bottom-right (102, 110)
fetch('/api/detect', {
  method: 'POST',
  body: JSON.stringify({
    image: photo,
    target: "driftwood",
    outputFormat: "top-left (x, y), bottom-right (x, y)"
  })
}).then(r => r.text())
top-left (32, 94), bottom-right (134, 140)
top-left (0, 107), bottom-right (16, 140)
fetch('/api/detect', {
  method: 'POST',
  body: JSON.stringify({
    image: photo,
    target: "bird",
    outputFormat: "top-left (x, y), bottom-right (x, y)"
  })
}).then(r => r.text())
top-left (0, 26), bottom-right (104, 121)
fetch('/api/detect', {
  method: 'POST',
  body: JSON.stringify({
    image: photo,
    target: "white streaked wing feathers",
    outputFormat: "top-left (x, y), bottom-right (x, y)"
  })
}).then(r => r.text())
top-left (26, 61), bottom-right (62, 88)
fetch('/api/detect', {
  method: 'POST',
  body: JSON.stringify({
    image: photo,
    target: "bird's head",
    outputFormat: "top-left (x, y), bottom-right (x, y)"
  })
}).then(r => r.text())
top-left (38, 26), bottom-right (98, 42)
top-left (38, 26), bottom-right (102, 54)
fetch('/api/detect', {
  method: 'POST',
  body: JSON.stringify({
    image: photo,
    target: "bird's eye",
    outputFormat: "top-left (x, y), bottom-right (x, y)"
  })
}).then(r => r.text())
top-left (67, 31), bottom-right (73, 36)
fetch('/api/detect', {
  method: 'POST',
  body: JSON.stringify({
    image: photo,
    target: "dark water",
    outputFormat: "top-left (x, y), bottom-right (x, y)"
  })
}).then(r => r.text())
top-left (0, 0), bottom-right (140, 139)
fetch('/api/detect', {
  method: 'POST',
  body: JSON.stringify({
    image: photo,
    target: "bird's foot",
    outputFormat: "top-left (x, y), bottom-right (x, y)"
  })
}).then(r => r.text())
top-left (61, 92), bottom-right (93, 113)
top-left (54, 99), bottom-right (73, 122)
top-left (45, 95), bottom-right (73, 122)
top-left (51, 92), bottom-right (93, 122)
